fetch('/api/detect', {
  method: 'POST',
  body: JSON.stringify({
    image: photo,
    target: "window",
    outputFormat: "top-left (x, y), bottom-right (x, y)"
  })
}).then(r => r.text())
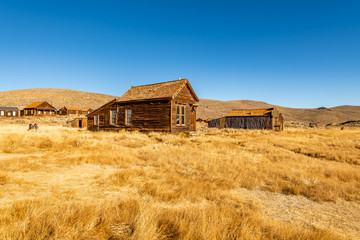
top-left (125, 109), bottom-right (132, 125)
top-left (1, 111), bottom-right (3, 116)
top-left (176, 105), bottom-right (186, 125)
top-left (181, 105), bottom-right (185, 125)
top-left (38, 110), bottom-right (41, 114)
top-left (94, 115), bottom-right (99, 125)
top-left (8, 112), bottom-right (11, 116)
top-left (12, 111), bottom-right (16, 116)
top-left (31, 110), bottom-right (33, 114)
top-left (110, 110), bottom-right (117, 125)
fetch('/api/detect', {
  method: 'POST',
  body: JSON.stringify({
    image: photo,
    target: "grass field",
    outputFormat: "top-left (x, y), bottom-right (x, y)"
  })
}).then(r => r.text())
top-left (0, 123), bottom-right (359, 239)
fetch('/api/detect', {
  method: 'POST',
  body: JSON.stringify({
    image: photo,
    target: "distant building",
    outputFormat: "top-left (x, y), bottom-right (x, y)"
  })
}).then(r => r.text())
top-left (21, 101), bottom-right (57, 116)
top-left (87, 78), bottom-right (199, 132)
top-left (208, 107), bottom-right (284, 131)
top-left (57, 106), bottom-right (92, 116)
top-left (0, 107), bottom-right (19, 118)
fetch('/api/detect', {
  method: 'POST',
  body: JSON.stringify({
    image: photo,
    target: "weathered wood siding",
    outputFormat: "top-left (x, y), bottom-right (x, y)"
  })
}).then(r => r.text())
top-left (0, 110), bottom-right (19, 117)
top-left (116, 100), bottom-right (171, 131)
top-left (171, 85), bottom-right (197, 132)
top-left (88, 100), bottom-right (172, 132)
top-left (226, 116), bottom-right (271, 129)
top-left (209, 116), bottom-right (273, 130)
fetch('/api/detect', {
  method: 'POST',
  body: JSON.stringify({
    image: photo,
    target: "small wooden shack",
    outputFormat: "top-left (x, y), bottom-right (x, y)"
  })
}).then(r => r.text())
top-left (21, 101), bottom-right (57, 116)
top-left (87, 78), bottom-right (199, 132)
top-left (57, 106), bottom-right (92, 116)
top-left (208, 107), bottom-right (284, 131)
top-left (0, 107), bottom-right (19, 117)
top-left (68, 117), bottom-right (87, 128)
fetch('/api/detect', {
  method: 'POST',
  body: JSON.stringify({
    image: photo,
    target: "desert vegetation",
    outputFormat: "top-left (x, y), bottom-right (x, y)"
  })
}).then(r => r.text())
top-left (0, 123), bottom-right (359, 239)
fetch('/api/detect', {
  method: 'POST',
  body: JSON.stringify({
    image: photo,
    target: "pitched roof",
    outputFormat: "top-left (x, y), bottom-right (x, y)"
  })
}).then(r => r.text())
top-left (63, 106), bottom-right (92, 111)
top-left (118, 79), bottom-right (199, 102)
top-left (0, 107), bottom-right (19, 111)
top-left (24, 101), bottom-right (46, 109)
top-left (227, 107), bottom-right (276, 117)
top-left (86, 98), bottom-right (118, 117)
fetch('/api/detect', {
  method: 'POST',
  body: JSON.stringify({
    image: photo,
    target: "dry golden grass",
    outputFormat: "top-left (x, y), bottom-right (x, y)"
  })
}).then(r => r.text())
top-left (0, 124), bottom-right (359, 239)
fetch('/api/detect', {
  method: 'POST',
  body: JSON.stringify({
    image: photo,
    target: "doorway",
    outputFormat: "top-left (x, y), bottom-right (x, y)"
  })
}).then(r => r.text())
top-left (79, 120), bottom-right (83, 128)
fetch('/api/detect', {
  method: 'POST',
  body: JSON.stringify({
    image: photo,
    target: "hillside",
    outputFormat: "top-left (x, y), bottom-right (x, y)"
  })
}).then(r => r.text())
top-left (0, 88), bottom-right (117, 110)
top-left (0, 88), bottom-right (359, 124)
top-left (198, 99), bottom-right (360, 125)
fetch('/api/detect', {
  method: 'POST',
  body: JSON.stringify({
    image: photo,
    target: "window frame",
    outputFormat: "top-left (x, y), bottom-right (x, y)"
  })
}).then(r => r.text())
top-left (176, 104), bottom-right (186, 126)
top-left (94, 115), bottom-right (99, 126)
top-left (110, 110), bottom-right (117, 125)
top-left (125, 109), bottom-right (132, 125)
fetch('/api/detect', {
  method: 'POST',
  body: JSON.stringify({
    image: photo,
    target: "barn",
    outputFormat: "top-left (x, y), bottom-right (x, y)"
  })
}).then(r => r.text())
top-left (208, 107), bottom-right (284, 131)
top-left (87, 78), bottom-right (199, 132)
top-left (0, 107), bottom-right (19, 117)
top-left (21, 101), bottom-right (57, 116)
top-left (57, 106), bottom-right (92, 116)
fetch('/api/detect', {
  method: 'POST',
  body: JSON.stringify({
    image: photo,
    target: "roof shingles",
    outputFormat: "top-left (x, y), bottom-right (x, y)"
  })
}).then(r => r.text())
top-left (118, 79), bottom-right (191, 102)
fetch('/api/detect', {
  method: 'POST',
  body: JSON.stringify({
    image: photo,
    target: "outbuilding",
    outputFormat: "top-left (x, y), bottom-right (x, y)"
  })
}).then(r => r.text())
top-left (0, 107), bottom-right (19, 117)
top-left (208, 107), bottom-right (284, 131)
top-left (57, 106), bottom-right (92, 116)
top-left (67, 117), bottom-right (87, 128)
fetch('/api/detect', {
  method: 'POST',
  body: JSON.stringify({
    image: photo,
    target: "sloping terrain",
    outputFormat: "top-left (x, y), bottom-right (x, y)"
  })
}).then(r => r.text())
top-left (0, 88), bottom-right (359, 124)
top-left (0, 88), bottom-right (117, 110)
top-left (198, 99), bottom-right (360, 124)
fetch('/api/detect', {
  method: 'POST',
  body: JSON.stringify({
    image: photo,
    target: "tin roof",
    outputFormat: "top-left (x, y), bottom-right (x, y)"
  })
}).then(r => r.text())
top-left (0, 106), bottom-right (19, 111)
top-left (227, 107), bottom-right (276, 117)
top-left (63, 106), bottom-right (92, 111)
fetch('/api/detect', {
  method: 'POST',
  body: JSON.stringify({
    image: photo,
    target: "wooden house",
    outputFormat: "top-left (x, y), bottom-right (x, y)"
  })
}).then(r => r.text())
top-left (208, 107), bottom-right (284, 131)
top-left (21, 101), bottom-right (57, 116)
top-left (0, 107), bottom-right (19, 117)
top-left (87, 78), bottom-right (199, 132)
top-left (57, 106), bottom-right (93, 116)
top-left (67, 117), bottom-right (87, 128)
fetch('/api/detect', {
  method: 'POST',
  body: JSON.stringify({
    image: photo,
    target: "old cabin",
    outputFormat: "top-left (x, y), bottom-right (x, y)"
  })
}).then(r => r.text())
top-left (21, 101), bottom-right (57, 116)
top-left (87, 78), bottom-right (199, 132)
top-left (57, 106), bottom-right (93, 116)
top-left (0, 107), bottom-right (19, 117)
top-left (208, 107), bottom-right (284, 131)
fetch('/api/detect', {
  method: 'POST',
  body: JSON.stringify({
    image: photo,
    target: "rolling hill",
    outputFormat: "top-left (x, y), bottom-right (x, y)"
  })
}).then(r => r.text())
top-left (0, 88), bottom-right (359, 125)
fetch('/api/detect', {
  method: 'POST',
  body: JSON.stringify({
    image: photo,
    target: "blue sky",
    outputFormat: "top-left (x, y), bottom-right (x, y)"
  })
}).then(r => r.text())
top-left (0, 0), bottom-right (359, 108)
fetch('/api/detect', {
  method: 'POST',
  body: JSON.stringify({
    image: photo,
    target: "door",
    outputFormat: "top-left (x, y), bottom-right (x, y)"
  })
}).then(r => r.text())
top-left (79, 120), bottom-right (83, 128)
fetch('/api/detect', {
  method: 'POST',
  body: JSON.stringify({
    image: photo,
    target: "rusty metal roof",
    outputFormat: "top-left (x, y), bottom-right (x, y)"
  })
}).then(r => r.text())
top-left (24, 101), bottom-right (45, 109)
top-left (227, 107), bottom-right (276, 117)
top-left (0, 107), bottom-right (19, 111)
top-left (63, 106), bottom-right (92, 111)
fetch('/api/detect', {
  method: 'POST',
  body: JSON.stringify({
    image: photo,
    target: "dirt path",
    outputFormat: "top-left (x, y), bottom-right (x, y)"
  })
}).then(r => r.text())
top-left (234, 188), bottom-right (360, 239)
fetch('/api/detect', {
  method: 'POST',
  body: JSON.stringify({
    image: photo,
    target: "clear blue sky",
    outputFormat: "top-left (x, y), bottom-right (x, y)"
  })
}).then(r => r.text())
top-left (1, 0), bottom-right (359, 108)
